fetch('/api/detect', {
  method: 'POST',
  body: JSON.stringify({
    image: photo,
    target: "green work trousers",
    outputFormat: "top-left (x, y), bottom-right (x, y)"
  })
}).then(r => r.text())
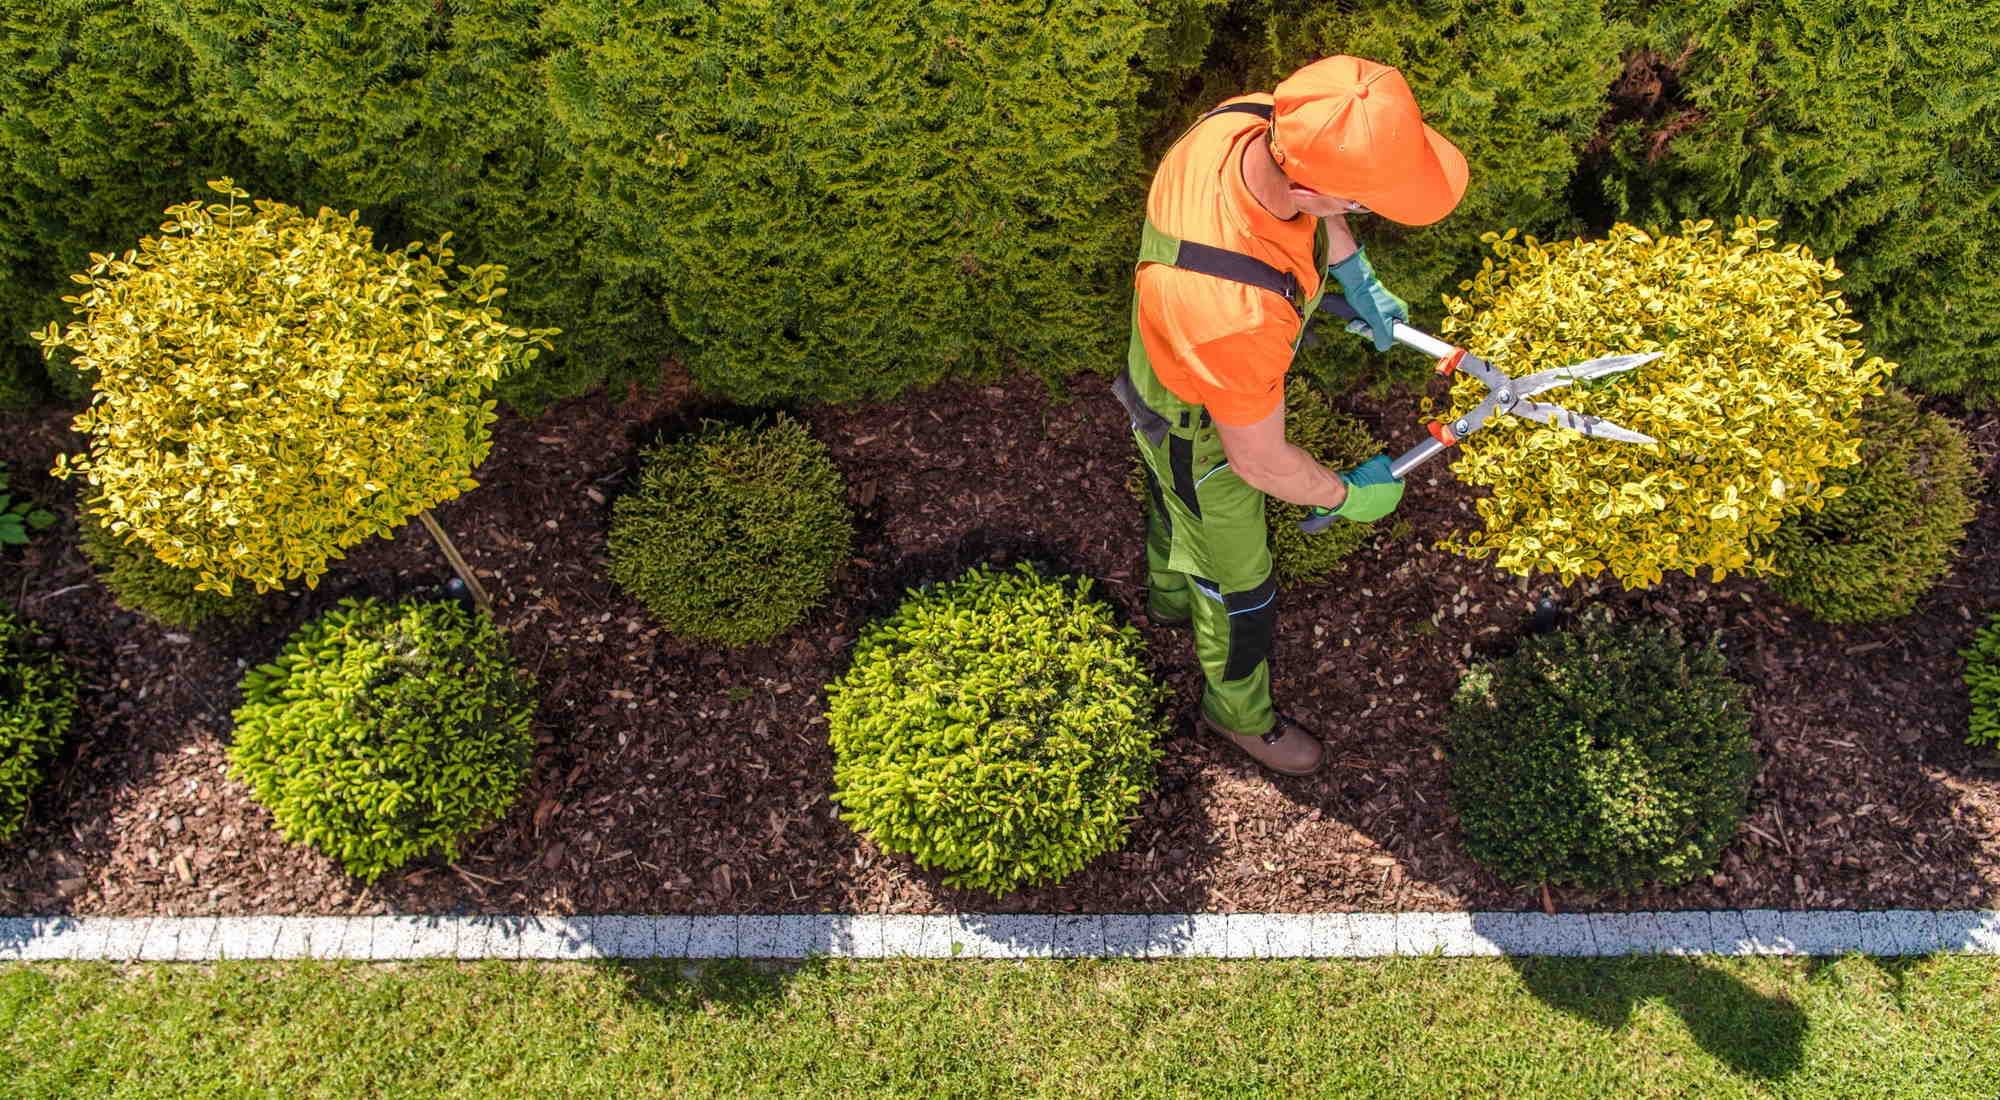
top-left (1116, 319), bottom-right (1280, 737)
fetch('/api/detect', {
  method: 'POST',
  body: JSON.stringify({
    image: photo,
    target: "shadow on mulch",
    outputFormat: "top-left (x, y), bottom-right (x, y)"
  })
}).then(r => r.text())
top-left (1508, 955), bottom-right (1807, 1082)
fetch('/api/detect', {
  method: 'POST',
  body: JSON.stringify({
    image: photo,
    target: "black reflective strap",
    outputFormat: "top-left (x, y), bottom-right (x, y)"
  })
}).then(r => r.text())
top-left (1201, 102), bottom-right (1274, 122)
top-left (1170, 240), bottom-right (1304, 318)
top-left (1167, 435), bottom-right (1202, 518)
top-left (1140, 465), bottom-right (1174, 540)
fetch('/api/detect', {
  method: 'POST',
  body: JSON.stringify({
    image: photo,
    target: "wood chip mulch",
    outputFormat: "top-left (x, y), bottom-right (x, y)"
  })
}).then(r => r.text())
top-left (3, 362), bottom-right (1996, 918)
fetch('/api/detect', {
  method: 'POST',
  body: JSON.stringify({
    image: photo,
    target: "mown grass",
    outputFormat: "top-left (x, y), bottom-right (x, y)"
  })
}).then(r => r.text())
top-left (2, 954), bottom-right (1995, 1097)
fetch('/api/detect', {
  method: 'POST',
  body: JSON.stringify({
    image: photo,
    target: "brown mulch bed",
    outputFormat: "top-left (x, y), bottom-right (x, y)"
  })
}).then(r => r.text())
top-left (2, 364), bottom-right (1996, 918)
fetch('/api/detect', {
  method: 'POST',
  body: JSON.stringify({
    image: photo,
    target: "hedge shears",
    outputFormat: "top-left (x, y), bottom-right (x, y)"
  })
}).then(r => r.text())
top-left (1301, 296), bottom-right (1662, 534)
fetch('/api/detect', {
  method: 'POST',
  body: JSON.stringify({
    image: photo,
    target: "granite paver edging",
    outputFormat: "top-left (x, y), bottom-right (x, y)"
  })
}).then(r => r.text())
top-left (2, 910), bottom-right (1997, 961)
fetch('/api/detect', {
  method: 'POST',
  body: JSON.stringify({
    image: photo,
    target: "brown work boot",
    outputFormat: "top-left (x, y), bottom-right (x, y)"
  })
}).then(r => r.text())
top-left (1201, 712), bottom-right (1325, 776)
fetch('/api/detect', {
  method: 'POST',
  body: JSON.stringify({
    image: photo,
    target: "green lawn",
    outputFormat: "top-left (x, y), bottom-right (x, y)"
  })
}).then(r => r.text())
top-left (2, 955), bottom-right (1995, 1097)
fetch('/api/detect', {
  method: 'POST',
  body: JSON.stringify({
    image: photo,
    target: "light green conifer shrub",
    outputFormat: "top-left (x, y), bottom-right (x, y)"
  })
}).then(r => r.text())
top-left (227, 596), bottom-right (535, 881)
top-left (827, 564), bottom-right (1166, 895)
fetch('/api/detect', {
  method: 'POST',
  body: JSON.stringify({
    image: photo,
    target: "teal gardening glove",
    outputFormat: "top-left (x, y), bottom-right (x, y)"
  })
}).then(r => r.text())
top-left (1308, 455), bottom-right (1404, 526)
top-left (1328, 247), bottom-right (1408, 353)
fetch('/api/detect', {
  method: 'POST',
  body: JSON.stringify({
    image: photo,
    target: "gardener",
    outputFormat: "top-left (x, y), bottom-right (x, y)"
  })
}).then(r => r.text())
top-left (1115, 55), bottom-right (1467, 776)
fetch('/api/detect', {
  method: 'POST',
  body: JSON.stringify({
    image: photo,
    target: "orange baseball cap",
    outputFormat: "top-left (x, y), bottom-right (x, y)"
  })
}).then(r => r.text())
top-left (1268, 56), bottom-right (1468, 226)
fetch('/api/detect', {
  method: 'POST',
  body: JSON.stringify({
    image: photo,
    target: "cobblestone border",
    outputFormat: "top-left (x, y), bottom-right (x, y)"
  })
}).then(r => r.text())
top-left (2, 911), bottom-right (1997, 961)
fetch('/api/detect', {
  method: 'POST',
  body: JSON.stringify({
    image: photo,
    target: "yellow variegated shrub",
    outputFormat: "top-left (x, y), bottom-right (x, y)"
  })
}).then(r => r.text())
top-left (1436, 218), bottom-right (1890, 587)
top-left (38, 180), bottom-right (555, 596)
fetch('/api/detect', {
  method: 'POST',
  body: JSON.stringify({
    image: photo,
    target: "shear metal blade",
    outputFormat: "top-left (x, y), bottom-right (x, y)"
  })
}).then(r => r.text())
top-left (1508, 399), bottom-right (1658, 445)
top-left (1512, 351), bottom-right (1665, 398)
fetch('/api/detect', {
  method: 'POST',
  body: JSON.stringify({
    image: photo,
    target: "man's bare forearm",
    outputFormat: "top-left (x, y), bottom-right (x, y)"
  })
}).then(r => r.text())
top-left (1235, 442), bottom-right (1348, 510)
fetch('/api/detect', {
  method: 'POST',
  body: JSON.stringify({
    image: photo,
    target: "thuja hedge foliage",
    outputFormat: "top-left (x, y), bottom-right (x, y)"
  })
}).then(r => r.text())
top-left (1764, 388), bottom-right (1980, 623)
top-left (827, 564), bottom-right (1166, 894)
top-left (1448, 611), bottom-right (1756, 890)
top-left (1248, 0), bottom-right (1621, 352)
top-left (0, 0), bottom-right (271, 408)
top-left (0, 611), bottom-right (78, 846)
top-left (1593, 0), bottom-right (2000, 402)
top-left (139, 0), bottom-right (670, 413)
top-left (1437, 219), bottom-right (1889, 587)
top-left (543, 0), bottom-right (1218, 405)
top-left (608, 416), bottom-right (853, 646)
top-left (42, 181), bottom-right (554, 596)
top-left (228, 597), bottom-right (535, 881)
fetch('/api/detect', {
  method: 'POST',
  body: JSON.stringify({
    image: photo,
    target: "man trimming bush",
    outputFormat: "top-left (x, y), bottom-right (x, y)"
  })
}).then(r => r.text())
top-left (1115, 55), bottom-right (1466, 776)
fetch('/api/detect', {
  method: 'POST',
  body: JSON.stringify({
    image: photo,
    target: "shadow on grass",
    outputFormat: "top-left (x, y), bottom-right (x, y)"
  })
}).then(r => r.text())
top-left (609, 956), bottom-right (819, 1019)
top-left (1507, 955), bottom-right (1807, 1082)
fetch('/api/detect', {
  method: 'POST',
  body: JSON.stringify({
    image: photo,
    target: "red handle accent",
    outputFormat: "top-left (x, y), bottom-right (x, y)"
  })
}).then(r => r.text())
top-left (1435, 348), bottom-right (1467, 377)
top-left (1427, 420), bottom-right (1460, 447)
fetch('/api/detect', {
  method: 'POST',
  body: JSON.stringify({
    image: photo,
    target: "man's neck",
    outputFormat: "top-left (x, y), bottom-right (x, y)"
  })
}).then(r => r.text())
top-left (1240, 137), bottom-right (1302, 221)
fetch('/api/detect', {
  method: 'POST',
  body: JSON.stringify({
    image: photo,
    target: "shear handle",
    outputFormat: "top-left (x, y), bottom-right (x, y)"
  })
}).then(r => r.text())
top-left (1316, 294), bottom-right (1458, 359)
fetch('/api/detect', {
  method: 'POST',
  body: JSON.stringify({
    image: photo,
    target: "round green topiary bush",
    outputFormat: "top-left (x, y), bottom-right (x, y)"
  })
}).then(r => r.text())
top-left (227, 596), bottom-right (534, 881)
top-left (1447, 610), bottom-right (1756, 891)
top-left (826, 563), bottom-right (1167, 895)
top-left (1763, 387), bottom-right (1980, 623)
top-left (77, 505), bottom-right (264, 630)
top-left (1965, 613), bottom-right (2000, 752)
top-left (608, 416), bottom-right (852, 646)
top-left (0, 610), bottom-right (78, 845)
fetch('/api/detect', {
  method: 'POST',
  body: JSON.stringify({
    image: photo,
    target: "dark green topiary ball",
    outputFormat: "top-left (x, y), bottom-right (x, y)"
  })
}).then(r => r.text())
top-left (827, 564), bottom-right (1166, 895)
top-left (608, 416), bottom-right (852, 646)
top-left (0, 610), bottom-right (78, 845)
top-left (1265, 378), bottom-right (1380, 581)
top-left (227, 596), bottom-right (534, 881)
top-left (1764, 387), bottom-right (1979, 623)
top-left (1447, 611), bottom-right (1756, 891)
top-left (1965, 613), bottom-right (2000, 752)
top-left (77, 504), bottom-right (264, 630)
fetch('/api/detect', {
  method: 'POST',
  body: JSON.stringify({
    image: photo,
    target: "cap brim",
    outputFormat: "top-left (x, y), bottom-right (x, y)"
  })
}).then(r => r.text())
top-left (1363, 125), bottom-right (1468, 227)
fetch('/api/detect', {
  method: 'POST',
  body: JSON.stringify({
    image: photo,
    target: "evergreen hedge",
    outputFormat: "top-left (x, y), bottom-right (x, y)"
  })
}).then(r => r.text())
top-left (543, 0), bottom-right (1218, 406)
top-left (1590, 0), bottom-right (2000, 403)
top-left (139, 0), bottom-right (669, 414)
top-left (0, 0), bottom-right (268, 407)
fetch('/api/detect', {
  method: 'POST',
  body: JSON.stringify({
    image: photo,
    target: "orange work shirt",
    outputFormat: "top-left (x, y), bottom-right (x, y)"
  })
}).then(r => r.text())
top-left (1136, 95), bottom-right (1322, 426)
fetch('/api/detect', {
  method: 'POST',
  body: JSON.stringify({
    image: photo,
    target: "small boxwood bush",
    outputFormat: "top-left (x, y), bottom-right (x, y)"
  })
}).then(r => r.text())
top-left (1763, 387), bottom-right (1980, 623)
top-left (1448, 610), bottom-right (1756, 891)
top-left (227, 596), bottom-right (534, 881)
top-left (0, 610), bottom-right (80, 845)
top-left (826, 563), bottom-right (1166, 895)
top-left (76, 506), bottom-right (264, 630)
top-left (1966, 614), bottom-right (2000, 752)
top-left (608, 416), bottom-right (852, 646)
